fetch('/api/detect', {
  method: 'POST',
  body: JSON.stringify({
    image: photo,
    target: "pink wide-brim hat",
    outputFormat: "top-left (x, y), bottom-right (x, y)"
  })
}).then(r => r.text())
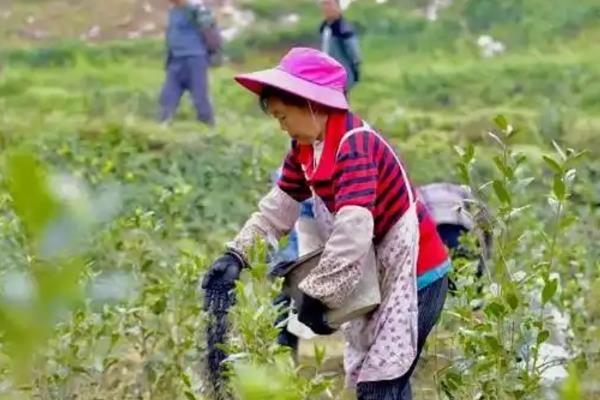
top-left (235, 47), bottom-right (349, 110)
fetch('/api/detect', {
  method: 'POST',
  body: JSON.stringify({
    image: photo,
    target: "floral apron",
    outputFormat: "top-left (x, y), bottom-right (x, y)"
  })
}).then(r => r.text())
top-left (309, 125), bottom-right (420, 386)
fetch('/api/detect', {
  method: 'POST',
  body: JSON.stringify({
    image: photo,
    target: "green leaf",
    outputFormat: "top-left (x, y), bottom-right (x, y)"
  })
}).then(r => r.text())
top-left (553, 176), bottom-right (566, 200)
top-left (542, 155), bottom-right (562, 174)
top-left (493, 156), bottom-right (514, 179)
top-left (494, 114), bottom-right (508, 130)
top-left (71, 366), bottom-right (91, 376)
top-left (181, 372), bottom-right (192, 388)
top-left (456, 163), bottom-right (470, 185)
top-left (464, 144), bottom-right (475, 163)
top-left (542, 278), bottom-right (558, 305)
top-left (184, 391), bottom-right (196, 400)
top-left (484, 301), bottom-right (507, 319)
top-left (492, 180), bottom-right (511, 205)
top-left (561, 364), bottom-right (581, 400)
top-left (442, 370), bottom-right (462, 393)
top-left (484, 335), bottom-right (502, 351)
top-left (515, 153), bottom-right (528, 166)
top-left (313, 344), bottom-right (326, 368)
top-left (505, 291), bottom-right (520, 310)
top-left (487, 131), bottom-right (505, 148)
top-left (537, 330), bottom-right (550, 345)
top-left (506, 125), bottom-right (518, 138)
top-left (151, 297), bottom-right (167, 315)
top-left (6, 151), bottom-right (59, 239)
top-left (453, 145), bottom-right (465, 158)
top-left (103, 358), bottom-right (119, 371)
top-left (570, 150), bottom-right (588, 161)
top-left (552, 140), bottom-right (567, 161)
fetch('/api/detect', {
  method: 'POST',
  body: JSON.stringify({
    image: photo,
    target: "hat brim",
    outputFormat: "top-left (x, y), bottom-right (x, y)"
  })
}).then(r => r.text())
top-left (235, 68), bottom-right (349, 111)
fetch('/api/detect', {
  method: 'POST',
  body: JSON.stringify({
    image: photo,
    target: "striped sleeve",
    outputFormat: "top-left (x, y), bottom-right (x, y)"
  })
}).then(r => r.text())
top-left (333, 133), bottom-right (377, 213)
top-left (277, 143), bottom-right (312, 202)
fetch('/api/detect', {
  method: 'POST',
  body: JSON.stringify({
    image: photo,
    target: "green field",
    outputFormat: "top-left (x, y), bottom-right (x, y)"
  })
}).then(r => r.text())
top-left (0, 0), bottom-right (599, 399)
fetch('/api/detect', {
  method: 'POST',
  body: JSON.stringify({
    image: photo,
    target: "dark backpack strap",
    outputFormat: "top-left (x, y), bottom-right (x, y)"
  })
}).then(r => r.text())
top-left (345, 112), bottom-right (354, 132)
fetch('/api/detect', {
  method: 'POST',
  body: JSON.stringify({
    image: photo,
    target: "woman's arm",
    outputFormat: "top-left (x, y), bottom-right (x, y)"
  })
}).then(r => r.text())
top-left (298, 205), bottom-right (373, 309)
top-left (227, 145), bottom-right (311, 262)
top-left (337, 20), bottom-right (362, 81)
top-left (299, 141), bottom-right (377, 308)
top-left (226, 186), bottom-right (301, 260)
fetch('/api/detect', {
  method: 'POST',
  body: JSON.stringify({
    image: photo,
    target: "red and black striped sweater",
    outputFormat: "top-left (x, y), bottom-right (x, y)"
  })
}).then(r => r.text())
top-left (277, 112), bottom-right (449, 279)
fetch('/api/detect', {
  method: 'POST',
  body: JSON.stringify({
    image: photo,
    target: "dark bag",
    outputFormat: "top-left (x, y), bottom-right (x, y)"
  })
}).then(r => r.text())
top-left (188, 5), bottom-right (223, 67)
top-left (202, 23), bottom-right (222, 55)
top-left (202, 23), bottom-right (223, 67)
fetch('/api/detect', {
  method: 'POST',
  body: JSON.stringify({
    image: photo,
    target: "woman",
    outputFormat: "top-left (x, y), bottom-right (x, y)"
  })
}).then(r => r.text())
top-left (202, 47), bottom-right (450, 399)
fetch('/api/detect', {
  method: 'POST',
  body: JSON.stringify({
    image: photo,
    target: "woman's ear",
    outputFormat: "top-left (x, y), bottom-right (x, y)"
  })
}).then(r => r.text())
top-left (310, 102), bottom-right (328, 116)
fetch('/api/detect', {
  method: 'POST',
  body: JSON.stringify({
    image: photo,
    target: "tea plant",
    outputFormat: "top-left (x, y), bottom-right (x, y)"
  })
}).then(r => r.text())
top-left (440, 116), bottom-right (597, 399)
top-left (224, 244), bottom-right (336, 400)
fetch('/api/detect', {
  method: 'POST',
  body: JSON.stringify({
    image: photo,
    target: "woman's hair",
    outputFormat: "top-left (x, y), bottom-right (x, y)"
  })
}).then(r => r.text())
top-left (259, 86), bottom-right (311, 113)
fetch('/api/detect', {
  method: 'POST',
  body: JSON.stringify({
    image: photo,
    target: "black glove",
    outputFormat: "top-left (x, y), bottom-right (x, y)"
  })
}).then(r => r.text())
top-left (297, 294), bottom-right (335, 335)
top-left (202, 250), bottom-right (245, 290)
top-left (268, 259), bottom-right (295, 278)
top-left (273, 292), bottom-right (299, 350)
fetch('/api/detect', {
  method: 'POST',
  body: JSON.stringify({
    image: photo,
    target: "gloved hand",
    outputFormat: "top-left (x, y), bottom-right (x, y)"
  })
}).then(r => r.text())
top-left (202, 250), bottom-right (245, 290)
top-left (273, 293), bottom-right (292, 324)
top-left (273, 292), bottom-right (299, 350)
top-left (297, 294), bottom-right (335, 335)
top-left (268, 259), bottom-right (295, 278)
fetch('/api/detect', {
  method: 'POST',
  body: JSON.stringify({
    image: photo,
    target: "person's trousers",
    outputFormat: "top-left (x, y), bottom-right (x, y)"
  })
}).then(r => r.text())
top-left (356, 275), bottom-right (449, 400)
top-left (159, 55), bottom-right (214, 126)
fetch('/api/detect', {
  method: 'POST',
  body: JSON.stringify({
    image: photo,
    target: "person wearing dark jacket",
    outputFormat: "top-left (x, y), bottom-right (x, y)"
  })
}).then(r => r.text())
top-left (319, 0), bottom-right (361, 91)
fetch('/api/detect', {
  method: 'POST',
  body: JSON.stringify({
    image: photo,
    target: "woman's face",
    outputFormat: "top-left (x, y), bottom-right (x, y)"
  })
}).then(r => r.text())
top-left (266, 97), bottom-right (325, 145)
top-left (320, 0), bottom-right (341, 21)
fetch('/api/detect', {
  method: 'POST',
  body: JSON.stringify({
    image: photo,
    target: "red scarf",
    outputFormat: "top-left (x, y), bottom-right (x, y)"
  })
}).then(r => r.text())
top-left (297, 112), bottom-right (353, 184)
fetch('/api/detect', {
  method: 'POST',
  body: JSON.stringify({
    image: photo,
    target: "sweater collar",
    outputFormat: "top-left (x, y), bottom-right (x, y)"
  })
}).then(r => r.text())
top-left (297, 112), bottom-right (356, 183)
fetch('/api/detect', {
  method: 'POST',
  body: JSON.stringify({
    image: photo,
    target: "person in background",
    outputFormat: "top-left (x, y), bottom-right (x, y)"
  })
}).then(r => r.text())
top-left (319, 0), bottom-right (361, 92)
top-left (159, 0), bottom-right (215, 126)
top-left (417, 182), bottom-right (492, 287)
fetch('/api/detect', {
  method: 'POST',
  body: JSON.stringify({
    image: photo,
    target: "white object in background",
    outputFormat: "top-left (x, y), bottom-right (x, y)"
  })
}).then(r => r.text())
top-left (477, 35), bottom-right (506, 58)
top-left (425, 0), bottom-right (453, 21)
top-left (220, 5), bottom-right (255, 42)
top-left (538, 343), bottom-right (569, 383)
top-left (143, 2), bottom-right (153, 13)
top-left (340, 0), bottom-right (356, 10)
top-left (280, 13), bottom-right (300, 26)
top-left (88, 25), bottom-right (101, 39)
